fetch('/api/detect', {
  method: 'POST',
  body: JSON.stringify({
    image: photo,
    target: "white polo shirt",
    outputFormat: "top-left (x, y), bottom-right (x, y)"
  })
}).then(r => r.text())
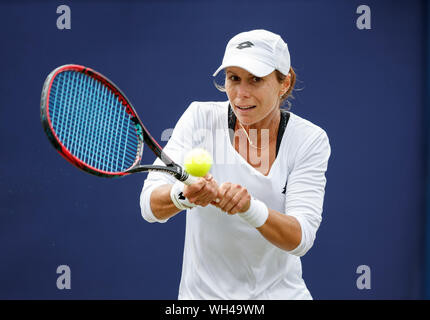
top-left (140, 101), bottom-right (331, 300)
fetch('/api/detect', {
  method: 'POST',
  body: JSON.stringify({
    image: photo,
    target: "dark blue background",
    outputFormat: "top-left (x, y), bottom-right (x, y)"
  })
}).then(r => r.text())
top-left (0, 0), bottom-right (426, 299)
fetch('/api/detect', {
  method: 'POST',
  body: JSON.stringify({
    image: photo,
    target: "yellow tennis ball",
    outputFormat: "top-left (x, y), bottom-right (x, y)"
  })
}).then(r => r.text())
top-left (184, 148), bottom-right (213, 177)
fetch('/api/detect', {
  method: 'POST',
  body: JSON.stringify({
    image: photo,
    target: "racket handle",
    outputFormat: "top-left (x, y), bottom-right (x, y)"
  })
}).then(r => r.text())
top-left (182, 174), bottom-right (198, 185)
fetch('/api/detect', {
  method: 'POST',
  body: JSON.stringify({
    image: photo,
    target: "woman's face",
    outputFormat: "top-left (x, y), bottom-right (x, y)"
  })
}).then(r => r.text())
top-left (225, 66), bottom-right (288, 126)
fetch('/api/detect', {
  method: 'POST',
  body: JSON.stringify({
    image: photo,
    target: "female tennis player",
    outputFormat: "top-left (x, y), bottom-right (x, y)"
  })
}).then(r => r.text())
top-left (140, 29), bottom-right (331, 300)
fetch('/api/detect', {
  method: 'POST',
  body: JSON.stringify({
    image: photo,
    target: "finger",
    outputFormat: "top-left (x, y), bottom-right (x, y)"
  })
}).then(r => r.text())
top-left (198, 184), bottom-right (218, 206)
top-left (193, 188), bottom-right (213, 206)
top-left (199, 179), bottom-right (221, 206)
top-left (196, 195), bottom-right (214, 207)
top-left (229, 194), bottom-right (251, 215)
top-left (188, 179), bottom-right (219, 206)
top-left (211, 191), bottom-right (222, 206)
top-left (183, 178), bottom-right (206, 198)
top-left (215, 183), bottom-right (230, 203)
top-left (214, 188), bottom-right (223, 204)
top-left (224, 188), bottom-right (245, 214)
top-left (205, 177), bottom-right (220, 202)
top-left (187, 188), bottom-right (208, 205)
top-left (219, 193), bottom-right (235, 212)
top-left (223, 185), bottom-right (249, 214)
top-left (217, 184), bottom-right (233, 210)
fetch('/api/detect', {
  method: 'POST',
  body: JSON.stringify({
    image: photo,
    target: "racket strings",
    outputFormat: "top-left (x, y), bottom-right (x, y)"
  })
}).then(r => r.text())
top-left (49, 71), bottom-right (139, 173)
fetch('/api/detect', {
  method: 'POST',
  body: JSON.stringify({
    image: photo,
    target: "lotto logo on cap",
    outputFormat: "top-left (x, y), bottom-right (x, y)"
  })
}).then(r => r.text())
top-left (236, 41), bottom-right (254, 49)
top-left (213, 29), bottom-right (291, 78)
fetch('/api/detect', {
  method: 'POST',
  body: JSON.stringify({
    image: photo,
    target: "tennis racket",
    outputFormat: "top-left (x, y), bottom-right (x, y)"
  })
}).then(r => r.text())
top-left (40, 64), bottom-right (197, 185)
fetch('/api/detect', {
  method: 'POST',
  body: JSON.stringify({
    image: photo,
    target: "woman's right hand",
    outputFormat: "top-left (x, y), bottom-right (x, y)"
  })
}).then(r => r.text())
top-left (182, 174), bottom-right (219, 207)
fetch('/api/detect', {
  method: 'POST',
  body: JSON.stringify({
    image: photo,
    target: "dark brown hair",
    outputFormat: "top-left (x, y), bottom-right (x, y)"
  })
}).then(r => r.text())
top-left (276, 67), bottom-right (296, 109)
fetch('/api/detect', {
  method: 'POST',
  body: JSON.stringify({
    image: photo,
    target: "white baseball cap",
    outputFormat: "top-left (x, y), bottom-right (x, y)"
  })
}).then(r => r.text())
top-left (213, 29), bottom-right (291, 78)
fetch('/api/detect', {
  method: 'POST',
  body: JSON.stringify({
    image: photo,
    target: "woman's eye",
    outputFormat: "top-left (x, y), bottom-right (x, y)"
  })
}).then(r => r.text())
top-left (252, 77), bottom-right (262, 82)
top-left (229, 75), bottom-right (239, 81)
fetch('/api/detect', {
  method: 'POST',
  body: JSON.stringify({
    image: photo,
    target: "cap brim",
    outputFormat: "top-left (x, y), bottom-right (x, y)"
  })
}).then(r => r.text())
top-left (212, 55), bottom-right (275, 78)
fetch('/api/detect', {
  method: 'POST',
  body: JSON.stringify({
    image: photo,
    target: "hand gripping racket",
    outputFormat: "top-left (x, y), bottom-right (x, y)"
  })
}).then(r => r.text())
top-left (40, 64), bottom-right (197, 185)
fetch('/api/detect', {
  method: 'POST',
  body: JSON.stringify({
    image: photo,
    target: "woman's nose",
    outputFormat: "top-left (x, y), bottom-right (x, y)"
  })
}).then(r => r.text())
top-left (236, 82), bottom-right (251, 99)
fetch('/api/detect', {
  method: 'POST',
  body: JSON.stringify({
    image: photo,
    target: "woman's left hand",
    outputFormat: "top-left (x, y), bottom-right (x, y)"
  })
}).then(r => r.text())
top-left (212, 182), bottom-right (251, 215)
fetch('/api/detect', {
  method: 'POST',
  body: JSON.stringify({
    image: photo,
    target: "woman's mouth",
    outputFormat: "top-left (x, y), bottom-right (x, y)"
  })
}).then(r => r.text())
top-left (235, 105), bottom-right (256, 110)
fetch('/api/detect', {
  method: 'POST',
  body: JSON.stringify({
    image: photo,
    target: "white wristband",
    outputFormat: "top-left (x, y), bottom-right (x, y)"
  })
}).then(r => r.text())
top-left (170, 180), bottom-right (196, 211)
top-left (238, 198), bottom-right (269, 228)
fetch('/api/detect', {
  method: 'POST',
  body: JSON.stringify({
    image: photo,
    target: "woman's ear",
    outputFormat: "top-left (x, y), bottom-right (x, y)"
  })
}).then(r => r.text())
top-left (285, 73), bottom-right (291, 90)
top-left (280, 73), bottom-right (291, 96)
